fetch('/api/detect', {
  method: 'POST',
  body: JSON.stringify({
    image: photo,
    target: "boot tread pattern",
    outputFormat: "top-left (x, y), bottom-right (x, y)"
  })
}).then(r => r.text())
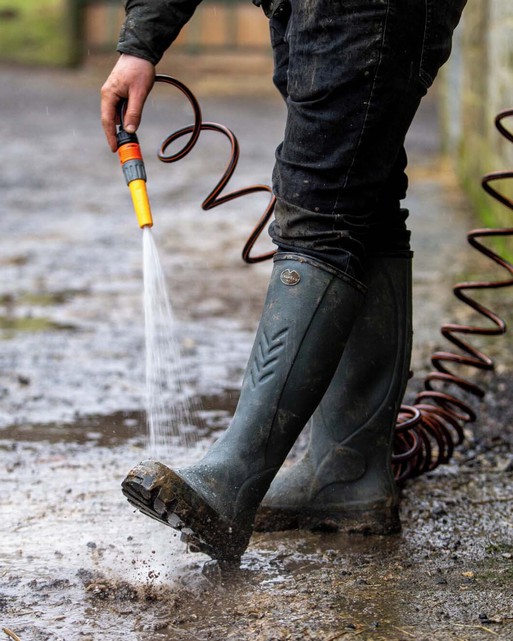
top-left (122, 461), bottom-right (250, 566)
top-left (250, 327), bottom-right (288, 388)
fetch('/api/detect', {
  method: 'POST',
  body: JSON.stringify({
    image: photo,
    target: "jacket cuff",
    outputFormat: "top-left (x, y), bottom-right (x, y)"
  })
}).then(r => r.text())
top-left (118, 0), bottom-right (202, 65)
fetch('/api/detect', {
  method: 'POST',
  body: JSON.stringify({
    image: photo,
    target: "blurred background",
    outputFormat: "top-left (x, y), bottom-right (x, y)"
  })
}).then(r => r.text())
top-left (1, 0), bottom-right (513, 229)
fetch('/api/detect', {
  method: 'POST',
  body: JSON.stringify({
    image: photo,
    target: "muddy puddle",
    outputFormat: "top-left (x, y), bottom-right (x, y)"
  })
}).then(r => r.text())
top-left (2, 412), bottom-right (513, 641)
top-left (1, 65), bottom-right (513, 640)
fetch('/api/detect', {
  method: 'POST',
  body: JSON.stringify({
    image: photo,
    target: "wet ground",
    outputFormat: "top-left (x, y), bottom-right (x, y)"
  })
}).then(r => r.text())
top-left (1, 61), bottom-right (513, 640)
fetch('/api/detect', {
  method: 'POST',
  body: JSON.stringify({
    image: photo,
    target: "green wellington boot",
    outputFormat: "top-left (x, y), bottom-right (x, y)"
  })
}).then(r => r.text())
top-left (122, 253), bottom-right (365, 564)
top-left (254, 252), bottom-right (412, 535)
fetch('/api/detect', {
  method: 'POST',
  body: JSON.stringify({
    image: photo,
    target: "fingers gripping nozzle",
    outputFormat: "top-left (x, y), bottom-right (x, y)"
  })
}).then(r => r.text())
top-left (116, 126), bottom-right (153, 229)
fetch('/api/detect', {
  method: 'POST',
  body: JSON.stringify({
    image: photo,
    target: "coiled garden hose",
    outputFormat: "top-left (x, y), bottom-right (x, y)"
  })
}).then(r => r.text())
top-left (118, 74), bottom-right (513, 483)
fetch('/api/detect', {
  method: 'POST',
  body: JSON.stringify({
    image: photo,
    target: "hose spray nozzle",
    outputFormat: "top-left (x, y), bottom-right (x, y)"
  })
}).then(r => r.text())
top-left (116, 112), bottom-right (153, 229)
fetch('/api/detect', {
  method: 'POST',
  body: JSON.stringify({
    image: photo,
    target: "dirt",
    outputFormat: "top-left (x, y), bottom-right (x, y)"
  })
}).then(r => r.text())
top-left (1, 61), bottom-right (513, 640)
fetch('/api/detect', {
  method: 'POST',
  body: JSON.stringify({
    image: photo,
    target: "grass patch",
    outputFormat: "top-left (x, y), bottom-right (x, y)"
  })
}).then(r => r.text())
top-left (0, 315), bottom-right (76, 335)
top-left (0, 0), bottom-right (71, 66)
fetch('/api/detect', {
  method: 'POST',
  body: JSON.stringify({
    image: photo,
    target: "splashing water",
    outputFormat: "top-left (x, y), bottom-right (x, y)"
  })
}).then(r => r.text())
top-left (142, 226), bottom-right (196, 456)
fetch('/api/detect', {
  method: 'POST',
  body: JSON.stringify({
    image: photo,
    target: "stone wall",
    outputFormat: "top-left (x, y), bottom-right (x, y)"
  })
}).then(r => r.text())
top-left (440, 0), bottom-right (513, 226)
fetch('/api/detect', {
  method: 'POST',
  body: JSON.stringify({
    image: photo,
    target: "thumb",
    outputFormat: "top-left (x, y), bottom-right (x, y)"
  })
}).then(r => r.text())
top-left (123, 95), bottom-right (143, 133)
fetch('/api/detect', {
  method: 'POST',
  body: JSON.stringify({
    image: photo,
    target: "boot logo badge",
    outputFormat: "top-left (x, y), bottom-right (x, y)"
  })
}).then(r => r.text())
top-left (280, 269), bottom-right (301, 286)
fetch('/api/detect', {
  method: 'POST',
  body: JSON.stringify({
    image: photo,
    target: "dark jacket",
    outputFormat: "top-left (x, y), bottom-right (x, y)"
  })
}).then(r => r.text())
top-left (117, 0), bottom-right (273, 64)
top-left (117, 0), bottom-right (203, 65)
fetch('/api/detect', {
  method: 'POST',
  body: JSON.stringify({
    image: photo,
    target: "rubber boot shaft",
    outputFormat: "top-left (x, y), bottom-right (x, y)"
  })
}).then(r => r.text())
top-left (254, 253), bottom-right (413, 534)
top-left (122, 253), bottom-right (365, 562)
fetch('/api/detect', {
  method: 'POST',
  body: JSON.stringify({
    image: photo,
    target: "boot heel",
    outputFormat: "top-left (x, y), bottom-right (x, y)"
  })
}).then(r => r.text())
top-left (122, 460), bottom-right (249, 564)
top-left (304, 505), bottom-right (401, 535)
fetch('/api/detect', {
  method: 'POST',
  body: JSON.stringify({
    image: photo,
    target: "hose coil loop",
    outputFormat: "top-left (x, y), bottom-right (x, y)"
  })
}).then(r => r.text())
top-left (392, 109), bottom-right (513, 482)
top-left (154, 74), bottom-right (275, 263)
top-left (152, 76), bottom-right (513, 482)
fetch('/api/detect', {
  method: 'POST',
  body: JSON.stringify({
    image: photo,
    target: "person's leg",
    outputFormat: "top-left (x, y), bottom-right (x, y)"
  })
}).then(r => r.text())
top-left (255, 248), bottom-right (413, 534)
top-left (269, 0), bottom-right (467, 271)
top-left (255, 0), bottom-right (467, 533)
top-left (123, 254), bottom-right (365, 564)
top-left (256, 155), bottom-right (414, 537)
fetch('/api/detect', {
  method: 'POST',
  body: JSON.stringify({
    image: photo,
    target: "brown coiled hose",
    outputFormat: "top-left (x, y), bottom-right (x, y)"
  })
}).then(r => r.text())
top-left (152, 75), bottom-right (513, 483)
top-left (393, 108), bottom-right (513, 482)
top-left (154, 75), bottom-right (276, 264)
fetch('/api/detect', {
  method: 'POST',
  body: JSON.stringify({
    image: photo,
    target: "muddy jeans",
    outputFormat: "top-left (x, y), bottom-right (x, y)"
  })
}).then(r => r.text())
top-left (267, 0), bottom-right (467, 281)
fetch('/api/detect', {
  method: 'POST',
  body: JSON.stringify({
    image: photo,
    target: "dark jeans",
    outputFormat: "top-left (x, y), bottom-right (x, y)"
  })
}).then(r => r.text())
top-left (267, 0), bottom-right (467, 282)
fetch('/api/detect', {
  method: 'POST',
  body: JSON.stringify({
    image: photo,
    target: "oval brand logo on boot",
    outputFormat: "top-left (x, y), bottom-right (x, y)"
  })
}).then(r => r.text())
top-left (280, 269), bottom-right (301, 286)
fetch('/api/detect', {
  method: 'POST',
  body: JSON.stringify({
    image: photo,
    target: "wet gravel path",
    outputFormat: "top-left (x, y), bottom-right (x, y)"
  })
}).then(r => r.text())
top-left (1, 63), bottom-right (512, 640)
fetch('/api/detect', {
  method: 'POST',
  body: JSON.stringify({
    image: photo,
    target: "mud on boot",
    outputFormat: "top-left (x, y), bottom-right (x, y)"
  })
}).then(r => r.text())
top-left (254, 253), bottom-right (412, 535)
top-left (122, 460), bottom-right (252, 565)
top-left (121, 253), bottom-right (365, 565)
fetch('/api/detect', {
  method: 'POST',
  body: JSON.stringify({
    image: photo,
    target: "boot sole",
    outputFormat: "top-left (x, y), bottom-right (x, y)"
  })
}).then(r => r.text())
top-left (254, 504), bottom-right (401, 535)
top-left (121, 460), bottom-right (251, 566)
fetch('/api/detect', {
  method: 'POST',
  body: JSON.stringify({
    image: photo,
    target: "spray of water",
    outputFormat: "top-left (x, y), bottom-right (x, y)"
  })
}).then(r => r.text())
top-left (142, 226), bottom-right (196, 456)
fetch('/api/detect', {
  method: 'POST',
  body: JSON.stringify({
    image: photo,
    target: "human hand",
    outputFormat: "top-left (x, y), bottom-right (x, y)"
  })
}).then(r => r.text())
top-left (101, 54), bottom-right (155, 152)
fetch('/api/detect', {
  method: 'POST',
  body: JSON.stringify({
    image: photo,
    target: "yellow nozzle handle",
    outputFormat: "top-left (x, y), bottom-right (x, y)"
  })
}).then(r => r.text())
top-left (128, 179), bottom-right (153, 228)
top-left (117, 130), bottom-right (154, 229)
